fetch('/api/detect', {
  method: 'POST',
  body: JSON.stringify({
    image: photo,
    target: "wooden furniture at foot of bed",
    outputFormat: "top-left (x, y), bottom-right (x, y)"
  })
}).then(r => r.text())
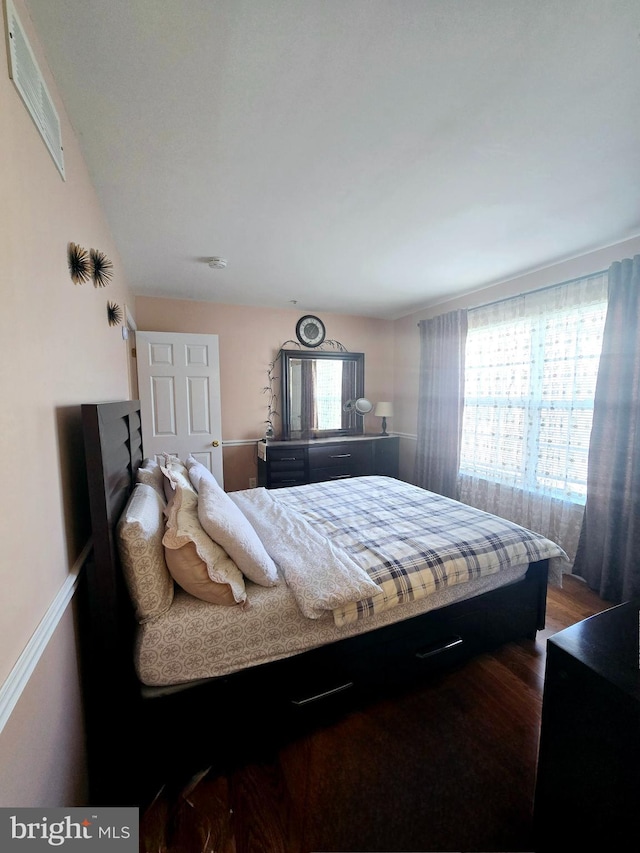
top-left (533, 599), bottom-right (639, 852)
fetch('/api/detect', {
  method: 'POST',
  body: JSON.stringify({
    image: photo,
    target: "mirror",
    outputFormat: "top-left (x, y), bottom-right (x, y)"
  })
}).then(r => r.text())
top-left (344, 397), bottom-right (373, 415)
top-left (281, 349), bottom-right (366, 440)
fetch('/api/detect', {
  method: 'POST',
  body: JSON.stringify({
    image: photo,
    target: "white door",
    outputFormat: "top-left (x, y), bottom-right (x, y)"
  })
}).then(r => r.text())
top-left (135, 331), bottom-right (224, 485)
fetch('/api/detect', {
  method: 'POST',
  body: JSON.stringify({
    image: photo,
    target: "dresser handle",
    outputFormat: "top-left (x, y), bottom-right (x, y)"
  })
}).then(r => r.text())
top-left (415, 636), bottom-right (463, 659)
top-left (279, 456), bottom-right (298, 461)
top-left (330, 453), bottom-right (351, 459)
top-left (329, 474), bottom-right (352, 479)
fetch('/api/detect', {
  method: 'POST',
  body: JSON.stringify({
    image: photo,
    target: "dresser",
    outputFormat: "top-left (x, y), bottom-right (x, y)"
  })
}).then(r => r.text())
top-left (257, 435), bottom-right (399, 488)
top-left (533, 598), bottom-right (640, 851)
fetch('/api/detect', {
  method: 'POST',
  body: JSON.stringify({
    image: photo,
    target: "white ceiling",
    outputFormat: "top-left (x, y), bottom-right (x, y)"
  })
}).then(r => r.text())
top-left (24, 0), bottom-right (640, 319)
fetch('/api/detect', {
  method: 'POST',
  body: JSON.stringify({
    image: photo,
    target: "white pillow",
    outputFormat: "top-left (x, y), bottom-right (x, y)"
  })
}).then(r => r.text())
top-left (187, 456), bottom-right (279, 587)
top-left (185, 455), bottom-right (219, 492)
top-left (197, 478), bottom-right (279, 587)
top-left (160, 453), bottom-right (189, 501)
top-left (116, 483), bottom-right (174, 623)
top-left (162, 477), bottom-right (247, 606)
top-left (135, 458), bottom-right (166, 502)
top-left (161, 459), bottom-right (193, 499)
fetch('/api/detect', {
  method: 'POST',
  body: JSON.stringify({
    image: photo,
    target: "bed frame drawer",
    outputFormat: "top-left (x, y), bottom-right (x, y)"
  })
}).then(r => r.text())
top-left (336, 574), bottom-right (543, 690)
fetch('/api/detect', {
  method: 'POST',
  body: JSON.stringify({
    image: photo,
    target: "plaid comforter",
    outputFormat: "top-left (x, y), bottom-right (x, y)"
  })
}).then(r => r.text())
top-left (270, 475), bottom-right (567, 626)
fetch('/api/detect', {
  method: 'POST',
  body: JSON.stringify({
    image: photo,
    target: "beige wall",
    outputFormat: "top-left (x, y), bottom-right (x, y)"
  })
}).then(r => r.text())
top-left (392, 234), bottom-right (640, 481)
top-left (135, 297), bottom-right (396, 491)
top-left (0, 0), bottom-right (132, 806)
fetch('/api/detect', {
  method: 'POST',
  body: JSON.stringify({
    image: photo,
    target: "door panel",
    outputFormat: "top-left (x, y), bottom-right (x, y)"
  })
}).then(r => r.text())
top-left (136, 331), bottom-right (223, 485)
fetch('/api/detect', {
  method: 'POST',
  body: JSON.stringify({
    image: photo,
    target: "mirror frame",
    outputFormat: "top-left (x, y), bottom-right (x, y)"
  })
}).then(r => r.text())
top-left (281, 349), bottom-right (366, 440)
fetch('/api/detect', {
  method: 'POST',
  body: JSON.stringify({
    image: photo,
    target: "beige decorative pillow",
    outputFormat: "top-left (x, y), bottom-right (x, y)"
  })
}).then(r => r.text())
top-left (116, 483), bottom-right (174, 623)
top-left (135, 458), bottom-right (166, 502)
top-left (163, 479), bottom-right (247, 606)
top-left (164, 541), bottom-right (239, 606)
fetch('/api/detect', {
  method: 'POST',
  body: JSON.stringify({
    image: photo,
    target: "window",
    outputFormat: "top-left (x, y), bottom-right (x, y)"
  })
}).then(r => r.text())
top-left (314, 359), bottom-right (344, 430)
top-left (460, 273), bottom-right (608, 504)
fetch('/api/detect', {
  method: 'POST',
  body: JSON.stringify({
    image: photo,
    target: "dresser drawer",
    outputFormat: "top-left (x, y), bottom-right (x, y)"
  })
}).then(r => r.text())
top-left (270, 469), bottom-right (307, 487)
top-left (310, 467), bottom-right (360, 483)
top-left (268, 447), bottom-right (306, 486)
top-left (308, 442), bottom-right (372, 470)
top-left (269, 458), bottom-right (305, 475)
top-left (268, 448), bottom-right (307, 464)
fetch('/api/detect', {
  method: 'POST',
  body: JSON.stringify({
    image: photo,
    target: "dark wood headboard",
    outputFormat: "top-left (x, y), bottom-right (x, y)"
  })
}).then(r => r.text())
top-left (80, 400), bottom-right (144, 803)
top-left (82, 400), bottom-right (143, 568)
top-left (81, 400), bottom-right (143, 653)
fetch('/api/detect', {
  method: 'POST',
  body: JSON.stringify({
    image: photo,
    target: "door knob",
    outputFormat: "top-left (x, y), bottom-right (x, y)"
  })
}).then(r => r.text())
top-left (211, 440), bottom-right (219, 447)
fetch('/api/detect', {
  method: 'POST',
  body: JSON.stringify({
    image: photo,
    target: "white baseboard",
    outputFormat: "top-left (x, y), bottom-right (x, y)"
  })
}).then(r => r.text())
top-left (0, 539), bottom-right (91, 735)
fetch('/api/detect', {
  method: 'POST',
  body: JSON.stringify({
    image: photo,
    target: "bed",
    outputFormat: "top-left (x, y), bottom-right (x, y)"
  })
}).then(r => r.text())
top-left (80, 400), bottom-right (565, 807)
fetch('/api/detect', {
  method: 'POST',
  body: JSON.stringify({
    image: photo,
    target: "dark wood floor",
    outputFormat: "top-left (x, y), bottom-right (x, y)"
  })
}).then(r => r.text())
top-left (139, 576), bottom-right (612, 853)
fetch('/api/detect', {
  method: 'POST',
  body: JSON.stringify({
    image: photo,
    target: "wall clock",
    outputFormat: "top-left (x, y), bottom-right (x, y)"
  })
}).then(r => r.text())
top-left (295, 315), bottom-right (326, 348)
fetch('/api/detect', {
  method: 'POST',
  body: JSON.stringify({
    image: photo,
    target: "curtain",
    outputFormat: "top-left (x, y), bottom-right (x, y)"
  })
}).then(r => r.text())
top-left (342, 360), bottom-right (352, 431)
top-left (458, 271), bottom-right (608, 581)
top-left (414, 309), bottom-right (467, 498)
top-left (574, 255), bottom-right (640, 603)
top-left (300, 359), bottom-right (317, 437)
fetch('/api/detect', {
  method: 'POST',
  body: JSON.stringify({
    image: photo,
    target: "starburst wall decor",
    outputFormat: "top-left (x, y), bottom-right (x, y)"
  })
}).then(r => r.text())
top-left (107, 301), bottom-right (122, 327)
top-left (67, 243), bottom-right (114, 287)
top-left (67, 242), bottom-right (90, 284)
top-left (90, 248), bottom-right (114, 288)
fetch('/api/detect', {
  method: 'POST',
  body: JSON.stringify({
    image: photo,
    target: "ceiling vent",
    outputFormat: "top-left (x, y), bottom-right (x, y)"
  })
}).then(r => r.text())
top-left (5, 0), bottom-right (65, 179)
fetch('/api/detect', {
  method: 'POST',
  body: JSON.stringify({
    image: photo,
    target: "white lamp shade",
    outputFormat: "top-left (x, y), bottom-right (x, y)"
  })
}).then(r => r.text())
top-left (374, 402), bottom-right (394, 418)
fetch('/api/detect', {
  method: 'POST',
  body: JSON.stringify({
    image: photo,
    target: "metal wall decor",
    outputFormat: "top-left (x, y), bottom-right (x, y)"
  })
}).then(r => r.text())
top-left (107, 301), bottom-right (122, 326)
top-left (90, 248), bottom-right (114, 287)
top-left (67, 242), bottom-right (91, 284)
top-left (67, 243), bottom-right (114, 287)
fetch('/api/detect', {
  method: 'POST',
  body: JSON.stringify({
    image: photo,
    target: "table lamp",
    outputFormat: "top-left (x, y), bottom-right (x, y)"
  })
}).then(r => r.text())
top-left (374, 402), bottom-right (393, 436)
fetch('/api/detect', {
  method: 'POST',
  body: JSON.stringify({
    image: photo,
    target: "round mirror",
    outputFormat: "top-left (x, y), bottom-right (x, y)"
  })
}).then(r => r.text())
top-left (355, 397), bottom-right (373, 415)
top-left (343, 397), bottom-right (373, 415)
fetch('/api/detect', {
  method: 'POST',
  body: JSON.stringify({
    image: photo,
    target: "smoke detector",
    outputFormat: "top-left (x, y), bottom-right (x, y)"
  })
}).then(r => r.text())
top-left (208, 257), bottom-right (227, 269)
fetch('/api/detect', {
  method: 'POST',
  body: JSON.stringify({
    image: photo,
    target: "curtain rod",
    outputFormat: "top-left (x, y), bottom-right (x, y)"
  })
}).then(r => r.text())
top-left (417, 267), bottom-right (609, 325)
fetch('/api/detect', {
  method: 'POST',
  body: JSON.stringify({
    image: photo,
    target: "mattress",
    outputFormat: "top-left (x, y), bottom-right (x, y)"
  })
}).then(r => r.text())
top-left (135, 561), bottom-right (530, 687)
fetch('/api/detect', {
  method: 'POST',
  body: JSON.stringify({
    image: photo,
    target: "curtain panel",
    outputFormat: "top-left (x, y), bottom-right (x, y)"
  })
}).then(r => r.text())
top-left (414, 309), bottom-right (468, 499)
top-left (458, 271), bottom-right (608, 580)
top-left (574, 255), bottom-right (640, 603)
top-left (300, 359), bottom-right (317, 437)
